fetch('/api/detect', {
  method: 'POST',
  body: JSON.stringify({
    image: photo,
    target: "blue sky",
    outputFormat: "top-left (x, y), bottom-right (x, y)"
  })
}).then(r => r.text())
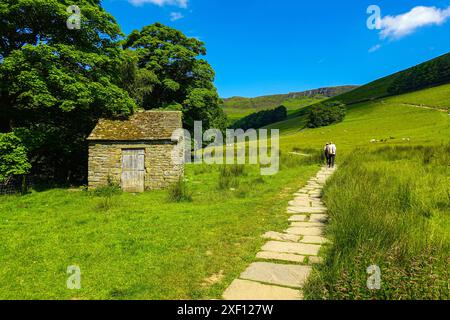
top-left (103, 0), bottom-right (450, 98)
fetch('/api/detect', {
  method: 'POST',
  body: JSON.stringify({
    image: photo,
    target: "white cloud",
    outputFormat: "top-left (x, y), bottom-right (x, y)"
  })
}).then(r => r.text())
top-left (379, 6), bottom-right (450, 39)
top-left (170, 12), bottom-right (184, 21)
top-left (368, 44), bottom-right (381, 53)
top-left (128, 0), bottom-right (188, 8)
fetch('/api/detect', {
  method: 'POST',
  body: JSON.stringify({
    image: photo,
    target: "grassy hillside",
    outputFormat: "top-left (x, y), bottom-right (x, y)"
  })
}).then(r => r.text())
top-left (261, 54), bottom-right (450, 134)
top-left (222, 86), bottom-right (357, 123)
top-left (328, 52), bottom-right (450, 105)
top-left (388, 83), bottom-right (450, 111)
top-left (267, 84), bottom-right (450, 136)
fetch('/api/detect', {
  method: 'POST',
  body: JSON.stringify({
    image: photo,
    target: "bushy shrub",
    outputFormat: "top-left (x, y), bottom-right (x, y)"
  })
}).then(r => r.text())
top-left (0, 133), bottom-right (31, 183)
top-left (168, 178), bottom-right (193, 202)
top-left (232, 105), bottom-right (287, 130)
top-left (93, 177), bottom-right (122, 211)
top-left (307, 101), bottom-right (346, 128)
top-left (93, 176), bottom-right (122, 197)
top-left (94, 185), bottom-right (122, 198)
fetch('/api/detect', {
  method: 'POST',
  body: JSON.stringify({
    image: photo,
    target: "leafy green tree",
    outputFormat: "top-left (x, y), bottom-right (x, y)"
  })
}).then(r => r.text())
top-left (122, 23), bottom-right (226, 132)
top-left (307, 101), bottom-right (346, 128)
top-left (0, 133), bottom-right (31, 183)
top-left (0, 0), bottom-right (135, 182)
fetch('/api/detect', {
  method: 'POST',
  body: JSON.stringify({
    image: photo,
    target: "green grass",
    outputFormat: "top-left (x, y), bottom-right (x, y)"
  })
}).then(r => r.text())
top-left (0, 160), bottom-right (319, 299)
top-left (269, 84), bottom-right (450, 151)
top-left (304, 145), bottom-right (450, 299)
top-left (387, 83), bottom-right (450, 111)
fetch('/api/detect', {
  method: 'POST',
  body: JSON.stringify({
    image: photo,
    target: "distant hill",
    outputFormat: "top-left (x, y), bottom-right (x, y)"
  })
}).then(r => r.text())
top-left (222, 85), bottom-right (358, 123)
top-left (223, 85), bottom-right (358, 110)
top-left (329, 52), bottom-right (450, 105)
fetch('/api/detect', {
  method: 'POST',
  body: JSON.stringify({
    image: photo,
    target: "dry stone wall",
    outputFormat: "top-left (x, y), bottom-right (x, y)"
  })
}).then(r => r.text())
top-left (88, 140), bottom-right (184, 190)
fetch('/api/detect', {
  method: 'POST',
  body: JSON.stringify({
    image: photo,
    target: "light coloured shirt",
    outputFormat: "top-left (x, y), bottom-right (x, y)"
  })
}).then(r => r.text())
top-left (330, 144), bottom-right (336, 155)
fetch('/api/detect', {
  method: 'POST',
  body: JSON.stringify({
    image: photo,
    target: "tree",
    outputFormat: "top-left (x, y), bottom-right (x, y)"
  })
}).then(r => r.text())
top-left (307, 101), bottom-right (346, 128)
top-left (0, 0), bottom-right (121, 59)
top-left (122, 23), bottom-right (226, 132)
top-left (0, 0), bottom-right (136, 182)
top-left (0, 133), bottom-right (31, 183)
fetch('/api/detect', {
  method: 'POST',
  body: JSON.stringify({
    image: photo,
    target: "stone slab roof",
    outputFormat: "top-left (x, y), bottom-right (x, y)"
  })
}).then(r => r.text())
top-left (87, 111), bottom-right (182, 141)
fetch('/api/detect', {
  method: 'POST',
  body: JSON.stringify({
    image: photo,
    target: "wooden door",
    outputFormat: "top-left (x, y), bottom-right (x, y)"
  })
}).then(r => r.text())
top-left (121, 149), bottom-right (145, 193)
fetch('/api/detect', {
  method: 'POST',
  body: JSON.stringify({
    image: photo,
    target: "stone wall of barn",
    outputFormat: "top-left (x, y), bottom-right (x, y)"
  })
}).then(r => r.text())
top-left (88, 140), bottom-right (184, 191)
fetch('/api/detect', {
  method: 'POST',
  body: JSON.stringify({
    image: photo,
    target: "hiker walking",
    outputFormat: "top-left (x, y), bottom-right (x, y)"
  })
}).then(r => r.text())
top-left (329, 142), bottom-right (336, 168)
top-left (324, 143), bottom-right (330, 167)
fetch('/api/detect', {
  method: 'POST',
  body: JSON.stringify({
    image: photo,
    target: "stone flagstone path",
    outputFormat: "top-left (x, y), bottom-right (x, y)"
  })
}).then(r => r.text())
top-left (223, 166), bottom-right (336, 300)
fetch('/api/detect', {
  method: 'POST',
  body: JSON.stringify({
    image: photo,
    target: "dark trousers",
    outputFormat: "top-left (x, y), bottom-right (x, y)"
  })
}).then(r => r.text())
top-left (328, 154), bottom-right (335, 168)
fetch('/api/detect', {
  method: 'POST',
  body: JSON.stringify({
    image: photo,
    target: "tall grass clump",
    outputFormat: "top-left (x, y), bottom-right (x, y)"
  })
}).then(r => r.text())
top-left (304, 144), bottom-right (450, 300)
top-left (217, 164), bottom-right (246, 190)
top-left (93, 178), bottom-right (122, 211)
top-left (168, 178), bottom-right (193, 202)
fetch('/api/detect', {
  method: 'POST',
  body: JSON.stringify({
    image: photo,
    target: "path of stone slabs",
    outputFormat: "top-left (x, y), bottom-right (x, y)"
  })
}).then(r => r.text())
top-left (223, 166), bottom-right (336, 300)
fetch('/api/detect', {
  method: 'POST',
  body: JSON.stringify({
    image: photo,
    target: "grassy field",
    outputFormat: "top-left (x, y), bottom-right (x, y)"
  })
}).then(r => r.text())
top-left (0, 159), bottom-right (319, 299)
top-left (388, 83), bottom-right (450, 110)
top-left (304, 145), bottom-right (450, 299)
top-left (1, 80), bottom-right (449, 299)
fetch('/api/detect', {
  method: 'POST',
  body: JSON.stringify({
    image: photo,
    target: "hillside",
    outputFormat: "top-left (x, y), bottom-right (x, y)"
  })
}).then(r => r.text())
top-left (266, 83), bottom-right (450, 135)
top-left (328, 52), bottom-right (450, 105)
top-left (263, 53), bottom-right (450, 134)
top-left (278, 84), bottom-right (450, 145)
top-left (224, 86), bottom-right (358, 108)
top-left (222, 86), bottom-right (358, 123)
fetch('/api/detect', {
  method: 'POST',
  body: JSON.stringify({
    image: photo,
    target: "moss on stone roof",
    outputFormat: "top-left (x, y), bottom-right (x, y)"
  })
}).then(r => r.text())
top-left (87, 111), bottom-right (182, 141)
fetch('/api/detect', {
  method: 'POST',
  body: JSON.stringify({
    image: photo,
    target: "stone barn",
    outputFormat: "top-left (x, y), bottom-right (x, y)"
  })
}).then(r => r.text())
top-left (87, 111), bottom-right (184, 192)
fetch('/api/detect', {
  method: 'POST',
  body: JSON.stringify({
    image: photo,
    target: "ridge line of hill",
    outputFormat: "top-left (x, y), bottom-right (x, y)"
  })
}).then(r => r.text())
top-left (223, 85), bottom-right (359, 101)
